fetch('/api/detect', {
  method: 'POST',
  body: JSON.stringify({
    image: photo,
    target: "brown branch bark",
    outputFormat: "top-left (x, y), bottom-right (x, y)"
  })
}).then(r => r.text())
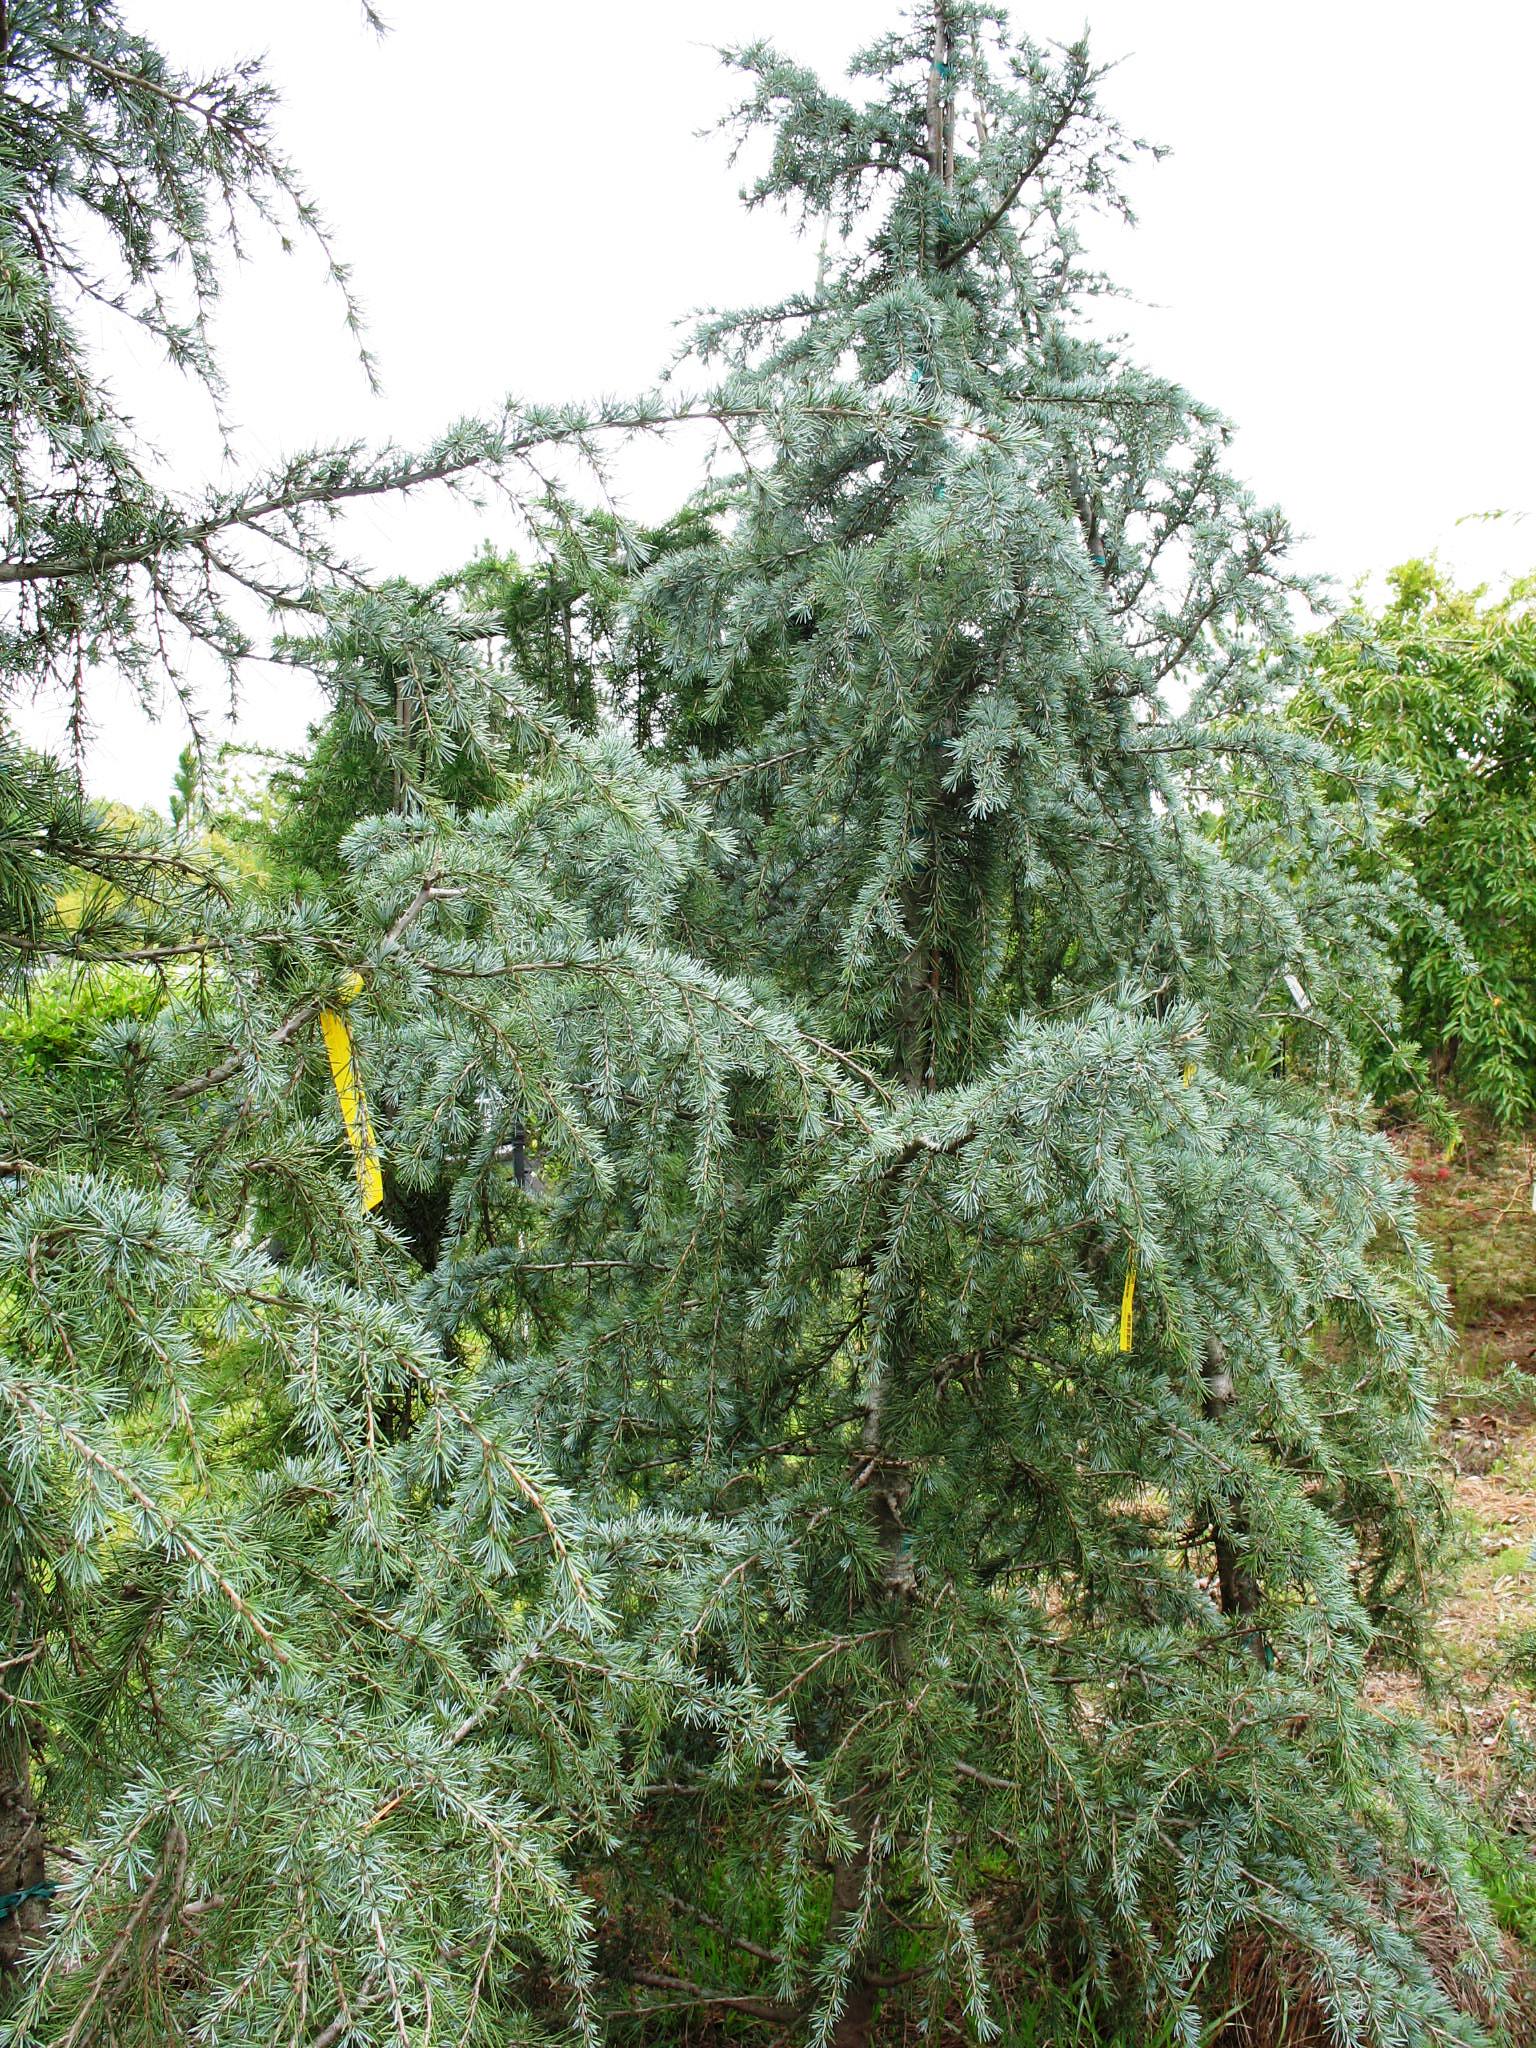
top-left (1202, 1334), bottom-right (1267, 1662)
top-left (935, 94), bottom-right (1081, 273)
top-left (0, 1727), bottom-right (43, 1975)
top-left (627, 1970), bottom-right (795, 2024)
top-left (164, 877), bottom-right (442, 1104)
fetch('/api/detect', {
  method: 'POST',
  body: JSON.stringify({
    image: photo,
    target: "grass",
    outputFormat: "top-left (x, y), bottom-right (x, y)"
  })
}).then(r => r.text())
top-left (998, 1995), bottom-right (1212, 2046)
top-left (1472, 1830), bottom-right (1536, 1952)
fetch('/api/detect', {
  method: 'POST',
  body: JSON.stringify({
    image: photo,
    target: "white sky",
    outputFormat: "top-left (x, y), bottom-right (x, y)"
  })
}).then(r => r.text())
top-left (23, 0), bottom-right (1536, 807)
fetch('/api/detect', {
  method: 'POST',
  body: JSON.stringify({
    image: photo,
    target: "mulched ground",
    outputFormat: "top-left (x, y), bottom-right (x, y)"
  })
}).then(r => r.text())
top-left (1364, 1124), bottom-right (1536, 1813)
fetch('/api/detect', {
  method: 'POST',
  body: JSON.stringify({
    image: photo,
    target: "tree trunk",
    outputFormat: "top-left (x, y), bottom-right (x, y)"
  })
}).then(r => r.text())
top-left (0, 1726), bottom-right (45, 1974)
top-left (822, 1344), bottom-right (915, 2048)
top-left (1202, 1336), bottom-right (1266, 1661)
top-left (824, 939), bottom-right (934, 2044)
top-left (828, 1846), bottom-right (879, 2048)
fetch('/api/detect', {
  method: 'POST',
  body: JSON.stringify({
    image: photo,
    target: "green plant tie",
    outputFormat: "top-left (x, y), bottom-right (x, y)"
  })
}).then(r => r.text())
top-left (0, 1881), bottom-right (57, 1923)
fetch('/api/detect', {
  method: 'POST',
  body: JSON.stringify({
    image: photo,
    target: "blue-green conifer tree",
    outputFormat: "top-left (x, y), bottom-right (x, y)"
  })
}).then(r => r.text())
top-left (0, 6), bottom-right (1501, 2046)
top-left (572, 9), bottom-right (1493, 2041)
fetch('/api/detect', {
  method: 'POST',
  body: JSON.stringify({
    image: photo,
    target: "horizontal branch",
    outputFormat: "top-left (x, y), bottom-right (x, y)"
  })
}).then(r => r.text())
top-left (0, 451), bottom-right (503, 587)
top-left (164, 877), bottom-right (442, 1103)
top-left (0, 399), bottom-right (1015, 589)
top-left (626, 1969), bottom-right (794, 2024)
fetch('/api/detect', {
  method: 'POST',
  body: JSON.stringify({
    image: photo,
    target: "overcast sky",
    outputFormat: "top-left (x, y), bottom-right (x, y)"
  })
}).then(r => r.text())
top-left (25, 0), bottom-right (1536, 806)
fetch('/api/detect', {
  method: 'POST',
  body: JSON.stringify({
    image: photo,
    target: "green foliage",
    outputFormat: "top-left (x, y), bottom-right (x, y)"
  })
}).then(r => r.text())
top-left (0, 740), bottom-right (223, 992)
top-left (456, 505), bottom-right (720, 740)
top-left (0, 7), bottom-right (871, 2037)
top-left (167, 746), bottom-right (202, 833)
top-left (0, 2), bottom-right (743, 719)
top-left (996, 1981), bottom-right (1220, 2047)
top-left (0, 0), bottom-right (367, 701)
top-left (1297, 561), bottom-right (1536, 1124)
top-left (555, 9), bottom-right (1484, 2041)
top-left (0, 962), bottom-right (158, 1079)
top-left (1470, 1831), bottom-right (1536, 1953)
top-left (1, 619), bottom-right (873, 2042)
top-left (263, 582), bottom-right (506, 892)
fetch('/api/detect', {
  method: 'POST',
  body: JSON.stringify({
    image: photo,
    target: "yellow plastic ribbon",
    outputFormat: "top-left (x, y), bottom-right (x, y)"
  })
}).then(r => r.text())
top-left (1118, 1248), bottom-right (1137, 1353)
top-left (319, 971), bottom-right (383, 1211)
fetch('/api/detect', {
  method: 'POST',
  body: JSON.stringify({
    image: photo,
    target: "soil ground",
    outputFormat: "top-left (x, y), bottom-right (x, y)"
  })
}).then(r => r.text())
top-left (1371, 1124), bottom-right (1536, 1818)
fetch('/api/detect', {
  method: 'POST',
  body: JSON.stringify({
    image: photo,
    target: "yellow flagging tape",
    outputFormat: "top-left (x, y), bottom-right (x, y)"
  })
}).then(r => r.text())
top-left (1118, 1249), bottom-right (1137, 1354)
top-left (319, 973), bottom-right (383, 1211)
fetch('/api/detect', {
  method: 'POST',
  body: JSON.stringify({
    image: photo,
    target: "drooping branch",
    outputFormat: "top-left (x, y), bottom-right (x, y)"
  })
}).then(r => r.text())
top-left (164, 876), bottom-right (445, 1103)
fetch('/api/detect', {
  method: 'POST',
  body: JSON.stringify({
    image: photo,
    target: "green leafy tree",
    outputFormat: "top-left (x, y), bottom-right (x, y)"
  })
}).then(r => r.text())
top-left (1298, 559), bottom-right (1536, 1125)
